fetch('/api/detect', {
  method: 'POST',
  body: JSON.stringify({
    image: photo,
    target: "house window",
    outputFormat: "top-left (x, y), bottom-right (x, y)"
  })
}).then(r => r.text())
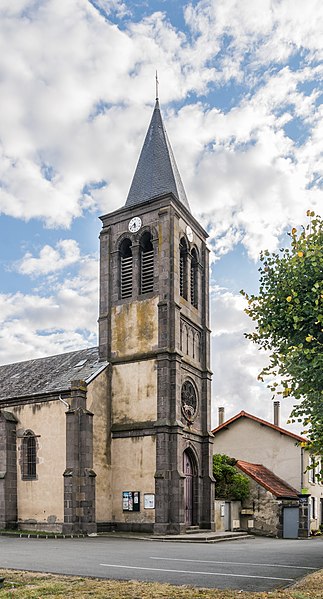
top-left (22, 431), bottom-right (37, 480)
top-left (119, 238), bottom-right (133, 299)
top-left (309, 456), bottom-right (316, 483)
top-left (180, 237), bottom-right (188, 299)
top-left (190, 248), bottom-right (198, 308)
top-left (311, 496), bottom-right (316, 520)
top-left (140, 231), bottom-right (154, 294)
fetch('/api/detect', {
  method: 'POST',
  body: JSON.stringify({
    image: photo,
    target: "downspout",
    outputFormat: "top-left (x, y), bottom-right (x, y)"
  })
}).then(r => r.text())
top-left (59, 395), bottom-right (70, 409)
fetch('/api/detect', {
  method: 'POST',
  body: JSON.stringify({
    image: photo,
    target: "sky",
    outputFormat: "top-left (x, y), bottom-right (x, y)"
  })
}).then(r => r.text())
top-left (0, 0), bottom-right (322, 430)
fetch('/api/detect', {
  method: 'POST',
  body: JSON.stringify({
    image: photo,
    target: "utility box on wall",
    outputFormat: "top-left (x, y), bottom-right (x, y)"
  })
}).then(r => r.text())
top-left (214, 500), bottom-right (241, 531)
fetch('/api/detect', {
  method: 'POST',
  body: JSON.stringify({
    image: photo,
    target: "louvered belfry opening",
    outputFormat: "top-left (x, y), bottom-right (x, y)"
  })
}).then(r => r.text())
top-left (140, 231), bottom-right (154, 294)
top-left (180, 237), bottom-right (188, 299)
top-left (120, 238), bottom-right (133, 299)
top-left (190, 248), bottom-right (198, 308)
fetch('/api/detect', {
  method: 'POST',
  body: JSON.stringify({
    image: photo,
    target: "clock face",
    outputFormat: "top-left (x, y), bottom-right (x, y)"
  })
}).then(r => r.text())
top-left (128, 216), bottom-right (142, 233)
top-left (186, 225), bottom-right (193, 242)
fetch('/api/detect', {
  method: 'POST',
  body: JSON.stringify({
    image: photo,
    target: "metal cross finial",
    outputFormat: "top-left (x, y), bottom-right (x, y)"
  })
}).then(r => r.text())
top-left (155, 70), bottom-right (159, 101)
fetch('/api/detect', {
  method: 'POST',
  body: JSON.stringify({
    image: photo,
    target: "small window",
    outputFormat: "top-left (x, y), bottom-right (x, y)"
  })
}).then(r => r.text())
top-left (140, 231), bottom-right (154, 294)
top-left (119, 238), bottom-right (133, 299)
top-left (180, 237), bottom-right (188, 299)
top-left (309, 456), bottom-right (316, 483)
top-left (190, 249), bottom-right (198, 308)
top-left (22, 431), bottom-right (37, 480)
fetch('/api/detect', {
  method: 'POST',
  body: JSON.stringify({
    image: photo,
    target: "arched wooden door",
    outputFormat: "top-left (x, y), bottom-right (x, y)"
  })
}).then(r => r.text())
top-left (183, 451), bottom-right (194, 526)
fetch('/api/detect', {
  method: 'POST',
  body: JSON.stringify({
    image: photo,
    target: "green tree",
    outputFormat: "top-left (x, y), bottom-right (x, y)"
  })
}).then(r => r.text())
top-left (241, 211), bottom-right (323, 459)
top-left (213, 454), bottom-right (249, 500)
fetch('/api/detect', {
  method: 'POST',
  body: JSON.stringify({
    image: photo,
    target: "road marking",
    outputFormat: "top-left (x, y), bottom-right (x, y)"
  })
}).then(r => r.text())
top-left (149, 557), bottom-right (317, 570)
top-left (100, 563), bottom-right (294, 581)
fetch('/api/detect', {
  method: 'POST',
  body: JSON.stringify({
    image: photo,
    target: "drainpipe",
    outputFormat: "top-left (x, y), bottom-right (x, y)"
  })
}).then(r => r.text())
top-left (59, 395), bottom-right (70, 409)
top-left (301, 447), bottom-right (304, 490)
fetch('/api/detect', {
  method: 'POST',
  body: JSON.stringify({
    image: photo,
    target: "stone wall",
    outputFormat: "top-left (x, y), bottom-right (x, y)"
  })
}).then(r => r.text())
top-left (12, 400), bottom-right (66, 531)
top-left (241, 477), bottom-right (280, 537)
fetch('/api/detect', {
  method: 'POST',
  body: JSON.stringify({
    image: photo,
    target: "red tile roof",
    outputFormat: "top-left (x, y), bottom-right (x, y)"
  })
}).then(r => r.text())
top-left (236, 460), bottom-right (299, 498)
top-left (212, 410), bottom-right (306, 443)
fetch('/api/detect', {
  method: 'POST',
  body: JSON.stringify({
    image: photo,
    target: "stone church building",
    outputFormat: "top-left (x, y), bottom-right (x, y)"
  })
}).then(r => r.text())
top-left (0, 99), bottom-right (215, 534)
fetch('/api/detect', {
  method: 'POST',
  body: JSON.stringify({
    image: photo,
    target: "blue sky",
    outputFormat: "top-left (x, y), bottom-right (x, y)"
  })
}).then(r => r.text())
top-left (0, 0), bottom-right (322, 428)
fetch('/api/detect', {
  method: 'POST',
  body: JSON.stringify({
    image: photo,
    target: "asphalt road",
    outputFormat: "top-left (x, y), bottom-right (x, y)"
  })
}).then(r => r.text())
top-left (0, 535), bottom-right (322, 592)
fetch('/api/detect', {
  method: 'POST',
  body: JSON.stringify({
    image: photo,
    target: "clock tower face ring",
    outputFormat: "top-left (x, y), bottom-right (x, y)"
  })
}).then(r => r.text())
top-left (181, 380), bottom-right (198, 423)
top-left (128, 216), bottom-right (142, 233)
top-left (185, 225), bottom-right (193, 242)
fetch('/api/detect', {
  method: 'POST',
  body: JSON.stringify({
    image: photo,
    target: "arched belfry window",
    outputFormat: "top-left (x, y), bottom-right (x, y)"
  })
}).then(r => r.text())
top-left (119, 238), bottom-right (133, 299)
top-left (140, 231), bottom-right (154, 294)
top-left (180, 237), bottom-right (188, 299)
top-left (22, 431), bottom-right (37, 480)
top-left (190, 248), bottom-right (198, 308)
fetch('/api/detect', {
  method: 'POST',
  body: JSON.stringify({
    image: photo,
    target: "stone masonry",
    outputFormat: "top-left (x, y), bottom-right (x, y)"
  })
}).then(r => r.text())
top-left (63, 380), bottom-right (96, 534)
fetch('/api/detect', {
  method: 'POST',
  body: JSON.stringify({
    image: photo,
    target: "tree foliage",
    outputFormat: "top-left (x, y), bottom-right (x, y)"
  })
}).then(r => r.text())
top-left (241, 211), bottom-right (323, 457)
top-left (213, 454), bottom-right (250, 500)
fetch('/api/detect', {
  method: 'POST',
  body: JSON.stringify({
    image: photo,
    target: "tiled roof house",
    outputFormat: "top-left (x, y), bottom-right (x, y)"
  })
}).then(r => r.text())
top-left (213, 408), bottom-right (323, 532)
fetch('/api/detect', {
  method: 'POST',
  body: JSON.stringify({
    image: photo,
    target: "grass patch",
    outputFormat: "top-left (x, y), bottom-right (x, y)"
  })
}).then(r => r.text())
top-left (0, 569), bottom-right (323, 598)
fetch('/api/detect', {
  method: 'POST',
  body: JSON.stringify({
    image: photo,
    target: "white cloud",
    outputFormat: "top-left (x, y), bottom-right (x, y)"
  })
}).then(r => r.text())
top-left (0, 256), bottom-right (98, 365)
top-left (166, 62), bottom-right (322, 259)
top-left (0, 0), bottom-right (321, 251)
top-left (210, 287), bottom-right (300, 432)
top-left (89, 0), bottom-right (130, 19)
top-left (17, 239), bottom-right (81, 276)
top-left (0, 0), bottom-right (321, 433)
top-left (185, 0), bottom-right (323, 76)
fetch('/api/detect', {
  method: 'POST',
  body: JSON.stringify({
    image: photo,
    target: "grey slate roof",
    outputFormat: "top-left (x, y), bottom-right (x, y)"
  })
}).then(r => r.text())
top-left (125, 100), bottom-right (190, 211)
top-left (0, 347), bottom-right (106, 401)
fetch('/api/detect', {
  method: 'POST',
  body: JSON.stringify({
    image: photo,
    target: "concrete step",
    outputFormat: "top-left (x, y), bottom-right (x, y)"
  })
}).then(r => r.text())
top-left (155, 531), bottom-right (254, 543)
top-left (185, 526), bottom-right (202, 534)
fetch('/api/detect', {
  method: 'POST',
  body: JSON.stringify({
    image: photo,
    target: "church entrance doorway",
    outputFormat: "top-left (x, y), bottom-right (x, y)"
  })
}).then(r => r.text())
top-left (183, 450), bottom-right (197, 526)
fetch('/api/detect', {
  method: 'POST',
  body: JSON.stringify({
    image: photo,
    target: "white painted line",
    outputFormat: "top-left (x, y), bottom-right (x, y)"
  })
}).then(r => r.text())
top-left (149, 556), bottom-right (317, 570)
top-left (100, 563), bottom-right (293, 581)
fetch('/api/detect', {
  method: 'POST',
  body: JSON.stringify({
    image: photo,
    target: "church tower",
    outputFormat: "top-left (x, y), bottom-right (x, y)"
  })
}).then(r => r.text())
top-left (99, 98), bottom-right (214, 533)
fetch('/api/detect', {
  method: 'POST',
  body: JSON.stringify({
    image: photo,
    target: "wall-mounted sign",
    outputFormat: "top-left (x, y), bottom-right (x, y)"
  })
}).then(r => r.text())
top-left (144, 494), bottom-right (155, 509)
top-left (122, 491), bottom-right (140, 512)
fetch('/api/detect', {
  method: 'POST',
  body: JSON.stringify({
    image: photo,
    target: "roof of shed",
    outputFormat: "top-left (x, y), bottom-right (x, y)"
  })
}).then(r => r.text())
top-left (236, 460), bottom-right (299, 498)
top-left (0, 347), bottom-right (106, 401)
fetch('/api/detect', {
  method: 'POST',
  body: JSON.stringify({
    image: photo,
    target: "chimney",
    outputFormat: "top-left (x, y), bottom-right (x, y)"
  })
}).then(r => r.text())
top-left (273, 401), bottom-right (280, 427)
top-left (218, 407), bottom-right (225, 426)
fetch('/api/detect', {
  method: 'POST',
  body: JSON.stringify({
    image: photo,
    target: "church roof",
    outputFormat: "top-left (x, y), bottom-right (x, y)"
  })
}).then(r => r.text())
top-left (0, 347), bottom-right (106, 401)
top-left (125, 100), bottom-right (190, 211)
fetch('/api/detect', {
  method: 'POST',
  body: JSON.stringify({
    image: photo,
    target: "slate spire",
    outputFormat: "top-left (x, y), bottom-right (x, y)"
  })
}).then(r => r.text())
top-left (125, 100), bottom-right (190, 211)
